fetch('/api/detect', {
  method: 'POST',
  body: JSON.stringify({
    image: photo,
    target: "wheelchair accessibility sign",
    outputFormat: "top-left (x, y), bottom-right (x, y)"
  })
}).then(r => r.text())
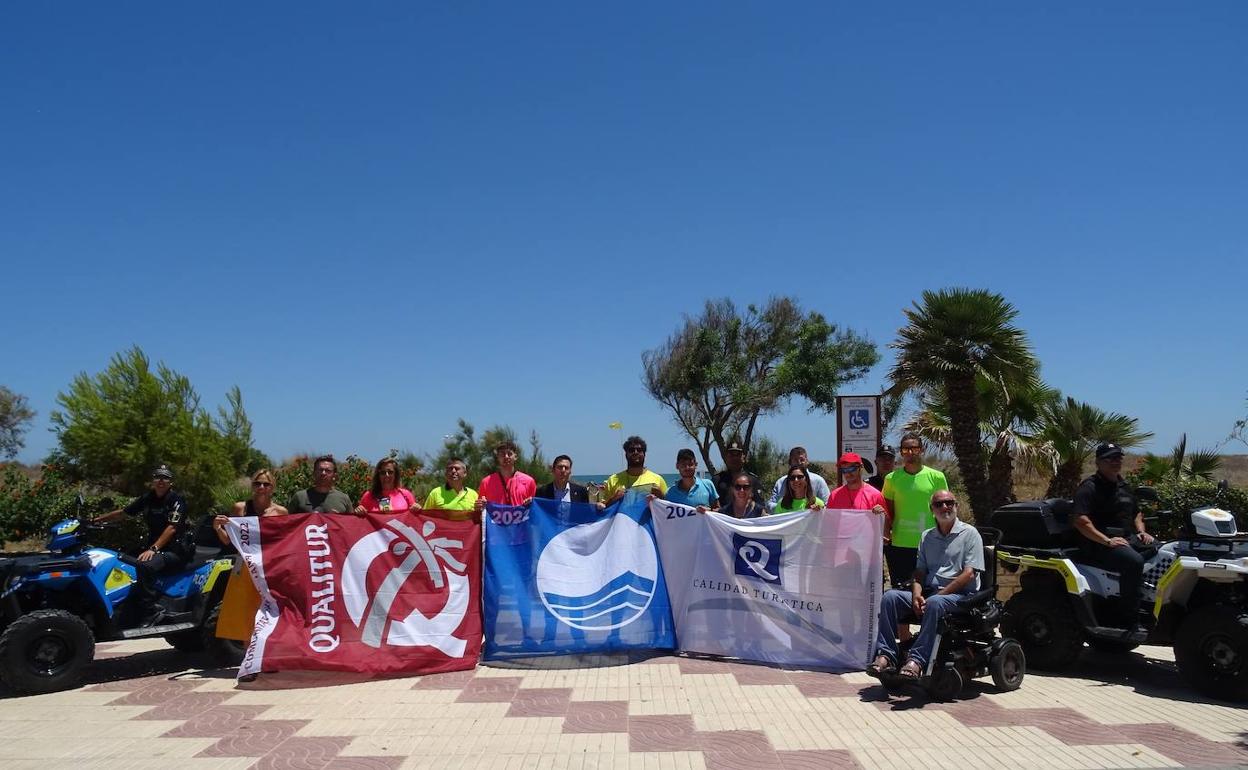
top-left (848, 409), bottom-right (870, 430)
top-left (836, 395), bottom-right (881, 463)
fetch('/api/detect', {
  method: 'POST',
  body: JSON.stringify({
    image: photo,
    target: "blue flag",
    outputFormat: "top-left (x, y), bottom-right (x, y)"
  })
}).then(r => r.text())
top-left (483, 493), bottom-right (675, 659)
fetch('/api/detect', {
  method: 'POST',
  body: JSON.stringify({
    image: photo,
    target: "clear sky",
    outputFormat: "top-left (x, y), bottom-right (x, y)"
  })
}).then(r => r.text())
top-left (3, 3), bottom-right (1246, 474)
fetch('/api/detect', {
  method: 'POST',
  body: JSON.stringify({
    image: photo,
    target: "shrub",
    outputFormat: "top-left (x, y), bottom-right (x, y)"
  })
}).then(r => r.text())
top-left (0, 462), bottom-right (139, 550)
top-left (1127, 474), bottom-right (1248, 538)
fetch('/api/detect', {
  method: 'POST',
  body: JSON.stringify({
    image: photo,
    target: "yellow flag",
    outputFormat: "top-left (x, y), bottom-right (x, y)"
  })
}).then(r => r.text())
top-left (608, 421), bottom-right (622, 430)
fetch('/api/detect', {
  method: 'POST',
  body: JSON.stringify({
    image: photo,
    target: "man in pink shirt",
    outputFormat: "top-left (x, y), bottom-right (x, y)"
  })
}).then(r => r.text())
top-left (476, 439), bottom-right (541, 649)
top-left (826, 452), bottom-right (887, 514)
top-left (475, 440), bottom-right (537, 510)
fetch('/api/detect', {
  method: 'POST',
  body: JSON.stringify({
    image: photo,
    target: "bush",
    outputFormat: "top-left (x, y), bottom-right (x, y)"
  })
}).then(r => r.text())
top-left (1128, 475), bottom-right (1248, 538)
top-left (0, 462), bottom-right (140, 550)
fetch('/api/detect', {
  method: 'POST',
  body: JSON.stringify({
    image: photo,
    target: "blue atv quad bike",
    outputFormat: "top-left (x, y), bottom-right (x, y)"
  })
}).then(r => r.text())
top-left (0, 501), bottom-right (245, 694)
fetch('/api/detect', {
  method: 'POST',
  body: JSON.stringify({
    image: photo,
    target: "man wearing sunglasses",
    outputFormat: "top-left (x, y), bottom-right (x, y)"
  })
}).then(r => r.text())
top-left (714, 440), bottom-right (764, 508)
top-left (826, 452), bottom-right (887, 514)
top-left (881, 434), bottom-right (948, 589)
top-left (94, 463), bottom-right (192, 625)
top-left (603, 436), bottom-right (668, 504)
top-left (868, 491), bottom-right (984, 681)
top-left (1071, 442), bottom-right (1154, 630)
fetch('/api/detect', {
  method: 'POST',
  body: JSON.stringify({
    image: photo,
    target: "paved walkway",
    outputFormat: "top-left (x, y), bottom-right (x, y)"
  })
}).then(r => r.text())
top-left (0, 640), bottom-right (1244, 769)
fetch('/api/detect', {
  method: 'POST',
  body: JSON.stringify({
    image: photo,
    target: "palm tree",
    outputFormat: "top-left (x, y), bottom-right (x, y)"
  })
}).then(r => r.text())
top-left (1039, 397), bottom-right (1152, 497)
top-left (905, 378), bottom-right (1058, 511)
top-left (888, 289), bottom-right (1039, 524)
top-left (1136, 434), bottom-right (1222, 484)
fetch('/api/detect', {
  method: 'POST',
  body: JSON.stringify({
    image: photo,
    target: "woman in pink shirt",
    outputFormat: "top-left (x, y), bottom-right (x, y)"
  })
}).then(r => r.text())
top-left (356, 458), bottom-right (418, 513)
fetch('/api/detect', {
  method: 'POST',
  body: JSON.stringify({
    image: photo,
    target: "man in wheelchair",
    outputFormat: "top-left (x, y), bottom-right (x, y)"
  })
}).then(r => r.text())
top-left (868, 491), bottom-right (985, 681)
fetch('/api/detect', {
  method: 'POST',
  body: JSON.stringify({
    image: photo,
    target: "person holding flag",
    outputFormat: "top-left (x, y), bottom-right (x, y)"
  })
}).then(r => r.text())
top-left (826, 452), bottom-right (887, 514)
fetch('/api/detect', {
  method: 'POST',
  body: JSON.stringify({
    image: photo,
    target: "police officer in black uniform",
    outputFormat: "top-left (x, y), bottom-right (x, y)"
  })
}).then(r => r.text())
top-left (1071, 443), bottom-right (1156, 629)
top-left (866, 444), bottom-right (896, 491)
top-left (94, 463), bottom-right (191, 624)
top-left (713, 441), bottom-right (764, 508)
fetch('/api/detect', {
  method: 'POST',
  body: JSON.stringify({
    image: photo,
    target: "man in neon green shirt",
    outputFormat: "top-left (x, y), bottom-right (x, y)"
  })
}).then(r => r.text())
top-left (423, 457), bottom-right (479, 520)
top-left (882, 433), bottom-right (949, 588)
top-left (603, 435), bottom-right (668, 503)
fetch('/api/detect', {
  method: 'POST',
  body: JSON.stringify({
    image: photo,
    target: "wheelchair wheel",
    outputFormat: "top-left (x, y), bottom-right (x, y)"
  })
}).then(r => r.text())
top-left (990, 640), bottom-right (1026, 691)
top-left (925, 666), bottom-right (964, 701)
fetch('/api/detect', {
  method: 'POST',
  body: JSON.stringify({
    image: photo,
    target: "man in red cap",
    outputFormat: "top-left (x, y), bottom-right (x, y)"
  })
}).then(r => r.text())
top-left (827, 452), bottom-right (887, 514)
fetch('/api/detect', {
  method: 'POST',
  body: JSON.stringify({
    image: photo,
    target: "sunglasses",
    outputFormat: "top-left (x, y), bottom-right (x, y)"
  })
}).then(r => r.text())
top-left (900, 447), bottom-right (922, 456)
top-left (252, 481), bottom-right (273, 488)
top-left (788, 476), bottom-right (807, 483)
top-left (733, 484), bottom-right (752, 490)
top-left (931, 499), bottom-right (957, 509)
top-left (839, 464), bottom-right (861, 473)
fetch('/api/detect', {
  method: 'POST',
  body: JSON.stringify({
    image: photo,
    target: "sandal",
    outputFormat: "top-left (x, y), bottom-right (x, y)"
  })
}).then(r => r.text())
top-left (867, 655), bottom-right (895, 678)
top-left (897, 660), bottom-right (923, 681)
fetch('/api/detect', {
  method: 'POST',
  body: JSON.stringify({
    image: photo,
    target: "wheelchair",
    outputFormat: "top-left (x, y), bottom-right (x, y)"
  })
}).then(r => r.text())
top-left (880, 527), bottom-right (1027, 700)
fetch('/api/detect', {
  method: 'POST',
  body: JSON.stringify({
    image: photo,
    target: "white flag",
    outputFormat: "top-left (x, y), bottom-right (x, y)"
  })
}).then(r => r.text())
top-left (650, 501), bottom-right (882, 670)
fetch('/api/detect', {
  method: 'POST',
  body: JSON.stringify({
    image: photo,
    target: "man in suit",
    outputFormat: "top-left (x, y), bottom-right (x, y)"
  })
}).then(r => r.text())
top-left (535, 455), bottom-right (591, 503)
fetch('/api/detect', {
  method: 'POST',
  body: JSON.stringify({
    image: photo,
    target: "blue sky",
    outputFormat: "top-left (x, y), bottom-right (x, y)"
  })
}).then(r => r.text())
top-left (3, 3), bottom-right (1246, 474)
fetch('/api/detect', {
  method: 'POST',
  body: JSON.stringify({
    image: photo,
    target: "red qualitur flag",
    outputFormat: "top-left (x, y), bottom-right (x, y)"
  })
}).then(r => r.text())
top-left (225, 511), bottom-right (481, 678)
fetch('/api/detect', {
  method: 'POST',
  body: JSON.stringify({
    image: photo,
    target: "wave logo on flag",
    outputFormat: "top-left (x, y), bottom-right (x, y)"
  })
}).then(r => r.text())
top-left (732, 533), bottom-right (783, 585)
top-left (340, 518), bottom-right (471, 657)
top-left (536, 515), bottom-right (658, 631)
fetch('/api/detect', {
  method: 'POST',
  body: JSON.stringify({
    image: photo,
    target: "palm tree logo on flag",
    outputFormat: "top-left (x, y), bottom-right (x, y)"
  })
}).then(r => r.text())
top-left (341, 519), bottom-right (471, 656)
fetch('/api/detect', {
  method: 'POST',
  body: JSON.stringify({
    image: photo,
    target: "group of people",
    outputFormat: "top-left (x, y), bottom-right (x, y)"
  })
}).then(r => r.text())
top-left (98, 432), bottom-right (1153, 685)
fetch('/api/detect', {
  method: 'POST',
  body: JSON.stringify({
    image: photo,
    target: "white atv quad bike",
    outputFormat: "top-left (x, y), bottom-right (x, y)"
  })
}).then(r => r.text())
top-left (992, 482), bottom-right (1248, 701)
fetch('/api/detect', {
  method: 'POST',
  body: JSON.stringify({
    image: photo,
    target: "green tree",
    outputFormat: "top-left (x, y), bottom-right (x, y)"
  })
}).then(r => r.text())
top-left (904, 378), bottom-right (1058, 511)
top-left (0, 386), bottom-right (36, 460)
top-left (643, 297), bottom-right (878, 472)
top-left (1039, 396), bottom-right (1152, 497)
top-left (429, 419), bottom-right (551, 489)
top-left (48, 347), bottom-right (259, 516)
top-left (214, 385), bottom-right (272, 474)
top-left (888, 288), bottom-right (1040, 524)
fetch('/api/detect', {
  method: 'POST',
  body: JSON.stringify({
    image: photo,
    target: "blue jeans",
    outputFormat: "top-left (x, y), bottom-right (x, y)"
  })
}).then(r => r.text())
top-left (875, 589), bottom-right (966, 669)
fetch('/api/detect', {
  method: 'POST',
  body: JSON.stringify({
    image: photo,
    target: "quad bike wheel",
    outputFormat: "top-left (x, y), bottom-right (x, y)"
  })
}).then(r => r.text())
top-left (164, 601), bottom-right (245, 667)
top-left (1002, 589), bottom-right (1083, 670)
top-left (1174, 606), bottom-right (1248, 702)
top-left (0, 609), bottom-right (96, 695)
top-left (203, 601), bottom-right (246, 667)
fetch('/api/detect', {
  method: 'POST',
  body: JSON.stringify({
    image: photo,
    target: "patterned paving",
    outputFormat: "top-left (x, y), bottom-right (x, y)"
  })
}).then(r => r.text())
top-left (0, 639), bottom-right (1245, 769)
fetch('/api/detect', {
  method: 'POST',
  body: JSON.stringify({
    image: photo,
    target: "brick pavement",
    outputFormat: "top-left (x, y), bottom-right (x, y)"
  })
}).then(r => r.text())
top-left (0, 639), bottom-right (1244, 769)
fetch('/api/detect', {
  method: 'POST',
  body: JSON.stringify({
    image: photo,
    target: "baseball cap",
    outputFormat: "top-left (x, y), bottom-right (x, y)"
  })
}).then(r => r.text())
top-left (1095, 443), bottom-right (1125, 460)
top-left (724, 441), bottom-right (745, 453)
top-left (838, 452), bottom-right (863, 466)
top-left (876, 444), bottom-right (896, 458)
top-left (152, 464), bottom-right (174, 480)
